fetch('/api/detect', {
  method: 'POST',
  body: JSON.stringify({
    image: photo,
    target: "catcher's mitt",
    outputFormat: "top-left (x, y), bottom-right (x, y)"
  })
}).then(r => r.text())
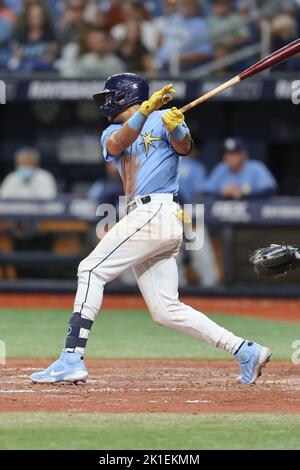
top-left (249, 244), bottom-right (300, 277)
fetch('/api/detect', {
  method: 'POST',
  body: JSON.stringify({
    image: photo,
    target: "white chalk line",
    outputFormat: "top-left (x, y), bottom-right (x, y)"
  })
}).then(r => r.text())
top-left (2, 368), bottom-right (40, 372)
top-left (185, 400), bottom-right (212, 404)
top-left (41, 386), bottom-right (178, 393)
top-left (0, 386), bottom-right (180, 394)
top-left (3, 375), bottom-right (31, 379)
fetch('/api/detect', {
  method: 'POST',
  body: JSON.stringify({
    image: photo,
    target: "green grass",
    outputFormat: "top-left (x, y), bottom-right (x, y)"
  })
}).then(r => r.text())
top-left (0, 309), bottom-right (299, 451)
top-left (0, 308), bottom-right (297, 360)
top-left (0, 413), bottom-right (299, 450)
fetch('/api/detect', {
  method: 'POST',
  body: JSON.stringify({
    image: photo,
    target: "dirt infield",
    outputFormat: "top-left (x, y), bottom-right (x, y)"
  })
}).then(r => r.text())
top-left (1, 359), bottom-right (300, 414)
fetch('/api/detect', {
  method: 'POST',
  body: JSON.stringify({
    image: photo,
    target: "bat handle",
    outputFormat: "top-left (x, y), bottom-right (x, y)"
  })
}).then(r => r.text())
top-left (180, 76), bottom-right (241, 114)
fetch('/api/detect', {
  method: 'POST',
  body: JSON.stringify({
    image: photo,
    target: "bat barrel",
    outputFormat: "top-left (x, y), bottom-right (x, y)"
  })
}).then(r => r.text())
top-left (179, 38), bottom-right (300, 114)
top-left (239, 38), bottom-right (300, 80)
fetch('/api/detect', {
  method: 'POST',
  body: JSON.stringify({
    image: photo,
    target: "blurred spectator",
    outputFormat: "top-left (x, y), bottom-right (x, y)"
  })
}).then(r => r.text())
top-left (87, 161), bottom-right (123, 205)
top-left (58, 26), bottom-right (125, 77)
top-left (14, 0), bottom-right (51, 32)
top-left (6, 0), bottom-right (46, 14)
top-left (156, 0), bottom-right (212, 71)
top-left (57, 0), bottom-right (87, 45)
top-left (208, 0), bottom-right (250, 50)
top-left (110, 0), bottom-right (156, 52)
top-left (57, 0), bottom-right (104, 45)
top-left (0, 147), bottom-right (58, 199)
top-left (46, 0), bottom-right (64, 22)
top-left (6, 0), bottom-right (54, 13)
top-left (212, 42), bottom-right (232, 74)
top-left (106, 0), bottom-right (149, 30)
top-left (117, 20), bottom-right (155, 74)
top-left (235, 0), bottom-right (259, 70)
top-left (10, 1), bottom-right (58, 72)
top-left (0, 1), bottom-right (16, 25)
top-left (178, 143), bottom-right (219, 287)
top-left (178, 143), bottom-right (207, 204)
top-left (204, 137), bottom-right (277, 199)
top-left (237, 0), bottom-right (259, 44)
top-left (84, 1), bottom-right (105, 28)
top-left (0, 0), bottom-right (16, 68)
top-left (152, 0), bottom-right (178, 48)
top-left (271, 14), bottom-right (300, 72)
top-left (271, 14), bottom-right (298, 49)
top-left (4, 0), bottom-right (22, 13)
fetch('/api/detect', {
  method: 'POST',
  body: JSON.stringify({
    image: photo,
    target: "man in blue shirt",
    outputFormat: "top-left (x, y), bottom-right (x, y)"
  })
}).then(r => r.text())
top-left (31, 73), bottom-right (271, 386)
top-left (179, 144), bottom-right (207, 204)
top-left (156, 0), bottom-right (212, 71)
top-left (178, 144), bottom-right (219, 287)
top-left (205, 137), bottom-right (277, 198)
top-left (87, 161), bottom-right (123, 205)
top-left (0, 0), bottom-right (15, 68)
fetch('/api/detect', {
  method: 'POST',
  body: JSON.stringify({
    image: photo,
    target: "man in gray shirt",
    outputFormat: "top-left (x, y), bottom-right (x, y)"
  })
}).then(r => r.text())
top-left (0, 148), bottom-right (57, 200)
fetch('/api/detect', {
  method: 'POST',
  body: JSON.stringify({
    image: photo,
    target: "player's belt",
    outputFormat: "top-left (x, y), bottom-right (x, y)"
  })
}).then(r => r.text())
top-left (127, 194), bottom-right (179, 213)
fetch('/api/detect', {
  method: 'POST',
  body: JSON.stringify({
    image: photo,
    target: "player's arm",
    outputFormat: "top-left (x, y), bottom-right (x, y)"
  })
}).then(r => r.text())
top-left (106, 124), bottom-right (142, 157)
top-left (106, 84), bottom-right (176, 156)
top-left (161, 107), bottom-right (192, 156)
top-left (171, 130), bottom-right (192, 156)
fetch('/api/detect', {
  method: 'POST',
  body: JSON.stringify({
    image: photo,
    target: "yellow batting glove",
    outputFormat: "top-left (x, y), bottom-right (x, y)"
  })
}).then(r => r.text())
top-left (161, 107), bottom-right (185, 133)
top-left (140, 84), bottom-right (176, 117)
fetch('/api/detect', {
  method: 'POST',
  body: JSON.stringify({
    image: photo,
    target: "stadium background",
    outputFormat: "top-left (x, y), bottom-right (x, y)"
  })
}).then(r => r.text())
top-left (1, 0), bottom-right (300, 451)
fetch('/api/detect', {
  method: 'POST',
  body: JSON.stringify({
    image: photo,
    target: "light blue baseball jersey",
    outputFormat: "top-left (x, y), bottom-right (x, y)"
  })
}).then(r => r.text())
top-left (101, 110), bottom-right (187, 199)
top-left (204, 160), bottom-right (277, 196)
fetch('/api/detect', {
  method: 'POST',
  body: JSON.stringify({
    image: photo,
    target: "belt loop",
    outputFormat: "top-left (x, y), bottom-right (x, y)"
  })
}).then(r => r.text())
top-left (135, 195), bottom-right (142, 206)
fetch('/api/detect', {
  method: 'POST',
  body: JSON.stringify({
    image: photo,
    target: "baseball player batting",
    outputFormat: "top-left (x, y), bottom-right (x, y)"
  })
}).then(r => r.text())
top-left (31, 73), bottom-right (271, 385)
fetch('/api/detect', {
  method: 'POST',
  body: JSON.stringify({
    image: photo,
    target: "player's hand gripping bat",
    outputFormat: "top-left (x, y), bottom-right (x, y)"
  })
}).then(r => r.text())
top-left (180, 38), bottom-right (300, 113)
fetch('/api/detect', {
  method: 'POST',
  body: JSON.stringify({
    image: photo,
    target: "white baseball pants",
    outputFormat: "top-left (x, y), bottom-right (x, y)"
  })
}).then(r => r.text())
top-left (73, 195), bottom-right (243, 354)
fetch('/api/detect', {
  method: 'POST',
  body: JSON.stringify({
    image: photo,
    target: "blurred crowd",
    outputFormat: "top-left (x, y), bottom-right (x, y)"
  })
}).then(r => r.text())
top-left (0, 137), bottom-right (277, 201)
top-left (1, 0), bottom-right (300, 76)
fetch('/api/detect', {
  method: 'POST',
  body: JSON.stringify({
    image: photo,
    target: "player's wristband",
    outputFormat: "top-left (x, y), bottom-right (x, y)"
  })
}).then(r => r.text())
top-left (127, 111), bottom-right (147, 132)
top-left (171, 124), bottom-right (187, 142)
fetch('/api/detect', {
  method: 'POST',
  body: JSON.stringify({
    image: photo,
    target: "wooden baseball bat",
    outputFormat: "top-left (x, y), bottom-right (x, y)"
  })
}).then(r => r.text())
top-left (180, 37), bottom-right (300, 113)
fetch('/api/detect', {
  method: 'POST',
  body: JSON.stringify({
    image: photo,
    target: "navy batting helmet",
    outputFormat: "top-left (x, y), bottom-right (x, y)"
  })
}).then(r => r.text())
top-left (93, 73), bottom-right (149, 120)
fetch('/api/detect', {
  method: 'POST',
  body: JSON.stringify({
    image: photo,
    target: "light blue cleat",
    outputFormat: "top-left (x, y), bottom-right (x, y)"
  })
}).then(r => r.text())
top-left (30, 351), bottom-right (88, 384)
top-left (235, 341), bottom-right (272, 384)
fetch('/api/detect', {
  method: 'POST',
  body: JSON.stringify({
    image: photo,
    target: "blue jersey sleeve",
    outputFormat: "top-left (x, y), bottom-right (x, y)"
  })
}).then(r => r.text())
top-left (0, 19), bottom-right (13, 41)
top-left (87, 180), bottom-right (105, 200)
top-left (251, 162), bottom-right (277, 194)
top-left (190, 163), bottom-right (207, 193)
top-left (204, 163), bottom-right (226, 195)
top-left (100, 124), bottom-right (122, 162)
